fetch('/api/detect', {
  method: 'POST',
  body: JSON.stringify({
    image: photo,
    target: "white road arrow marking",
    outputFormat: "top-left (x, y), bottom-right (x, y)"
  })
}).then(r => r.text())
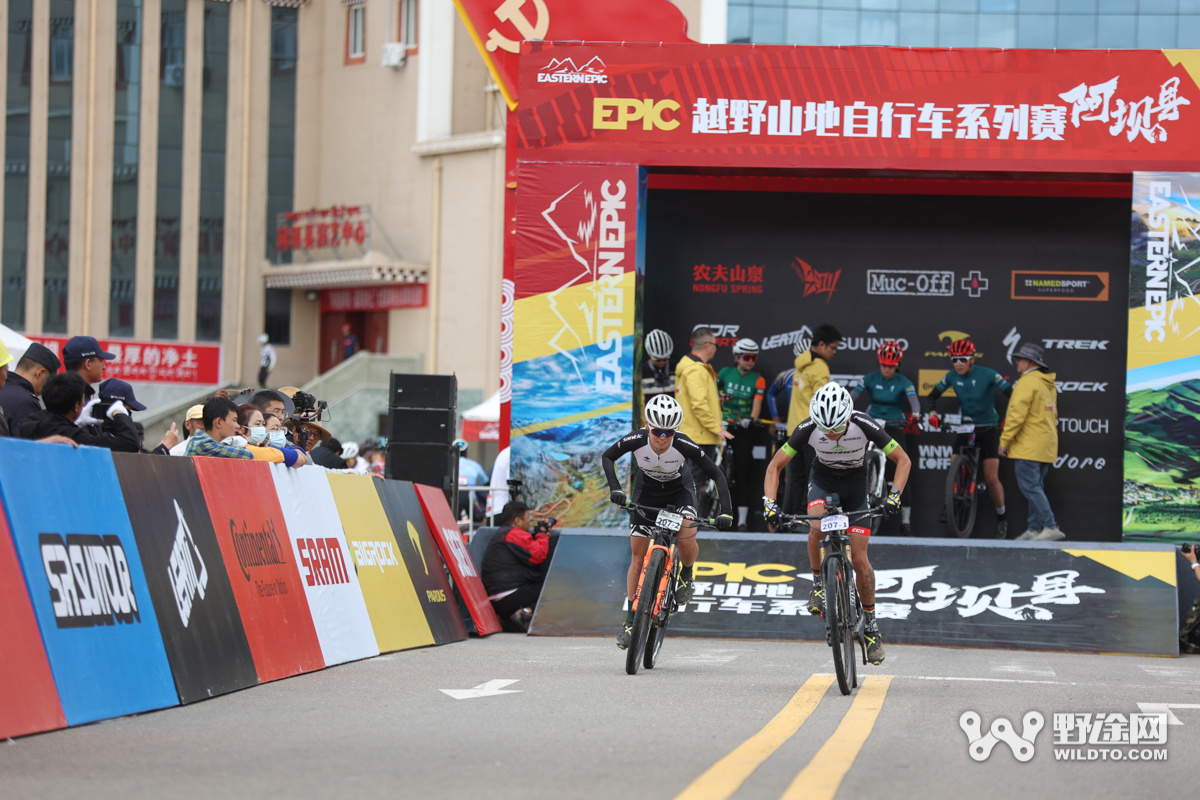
top-left (1136, 703), bottom-right (1200, 726)
top-left (440, 679), bottom-right (522, 700)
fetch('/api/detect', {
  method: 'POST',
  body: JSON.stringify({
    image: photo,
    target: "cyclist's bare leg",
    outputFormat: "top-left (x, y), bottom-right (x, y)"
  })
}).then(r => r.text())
top-left (806, 501), bottom-right (825, 572)
top-left (982, 457), bottom-right (1004, 509)
top-left (627, 536), bottom-right (650, 601)
top-left (676, 521), bottom-right (699, 567)
top-left (849, 531), bottom-right (875, 606)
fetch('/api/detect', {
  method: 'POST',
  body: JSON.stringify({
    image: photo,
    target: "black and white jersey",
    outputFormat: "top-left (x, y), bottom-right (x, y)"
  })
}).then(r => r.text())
top-left (783, 411), bottom-right (895, 472)
top-left (602, 429), bottom-right (732, 512)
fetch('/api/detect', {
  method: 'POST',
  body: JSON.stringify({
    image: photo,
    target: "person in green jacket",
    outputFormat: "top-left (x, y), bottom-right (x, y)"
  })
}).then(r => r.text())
top-left (999, 342), bottom-right (1063, 542)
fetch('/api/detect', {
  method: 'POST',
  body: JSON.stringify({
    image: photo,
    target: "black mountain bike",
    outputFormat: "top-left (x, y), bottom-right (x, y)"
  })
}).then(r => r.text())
top-left (944, 421), bottom-right (992, 538)
top-left (780, 497), bottom-right (884, 695)
top-left (621, 503), bottom-right (716, 675)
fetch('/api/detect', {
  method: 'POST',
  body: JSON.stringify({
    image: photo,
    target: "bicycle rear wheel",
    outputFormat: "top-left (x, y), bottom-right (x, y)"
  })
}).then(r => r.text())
top-left (945, 454), bottom-right (978, 538)
top-left (644, 562), bottom-right (675, 670)
top-left (823, 556), bottom-right (852, 696)
top-left (627, 549), bottom-right (664, 675)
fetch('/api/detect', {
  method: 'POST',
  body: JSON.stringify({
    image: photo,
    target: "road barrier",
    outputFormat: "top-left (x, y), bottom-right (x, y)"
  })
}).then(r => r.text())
top-left (0, 437), bottom-right (486, 740)
top-left (530, 531), bottom-right (1181, 657)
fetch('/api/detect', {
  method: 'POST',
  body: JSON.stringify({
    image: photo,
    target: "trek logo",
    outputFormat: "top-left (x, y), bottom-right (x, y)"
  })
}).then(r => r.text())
top-left (593, 98), bottom-right (681, 131)
top-left (961, 711), bottom-right (1043, 762)
top-left (1043, 339), bottom-right (1108, 350)
top-left (485, 0), bottom-right (548, 55)
top-left (230, 519), bottom-right (287, 581)
top-left (168, 501), bottom-right (208, 627)
top-left (298, 538), bottom-right (351, 586)
top-left (866, 269), bottom-right (954, 297)
top-left (441, 527), bottom-right (478, 578)
top-left (918, 444), bottom-right (953, 470)
top-left (351, 540), bottom-right (401, 572)
top-left (794, 258), bottom-right (840, 303)
top-left (39, 533), bottom-right (140, 628)
top-left (1056, 382), bottom-right (1107, 392)
top-left (538, 56), bottom-right (607, 84)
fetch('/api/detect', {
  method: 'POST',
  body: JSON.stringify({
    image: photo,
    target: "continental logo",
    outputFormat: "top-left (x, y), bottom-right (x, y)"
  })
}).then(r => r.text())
top-left (230, 519), bottom-right (287, 581)
top-left (39, 533), bottom-right (140, 628)
top-left (593, 98), bottom-right (681, 131)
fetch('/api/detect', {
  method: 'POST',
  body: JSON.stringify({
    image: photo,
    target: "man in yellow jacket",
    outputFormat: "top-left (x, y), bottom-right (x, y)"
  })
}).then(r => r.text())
top-left (783, 323), bottom-right (842, 513)
top-left (1000, 342), bottom-right (1062, 541)
top-left (675, 327), bottom-right (733, 489)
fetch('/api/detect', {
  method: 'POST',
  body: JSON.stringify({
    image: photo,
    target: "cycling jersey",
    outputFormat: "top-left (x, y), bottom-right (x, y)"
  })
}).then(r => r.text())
top-left (642, 361), bottom-right (675, 397)
top-left (930, 365), bottom-right (1012, 426)
top-left (850, 370), bottom-right (919, 424)
top-left (765, 369), bottom-right (793, 421)
top-left (717, 366), bottom-right (766, 421)
top-left (602, 429), bottom-right (732, 512)
top-left (781, 411), bottom-right (896, 474)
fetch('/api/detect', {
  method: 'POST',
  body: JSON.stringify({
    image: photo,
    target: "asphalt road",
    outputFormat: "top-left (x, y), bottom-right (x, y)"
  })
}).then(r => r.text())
top-left (2, 634), bottom-right (1197, 800)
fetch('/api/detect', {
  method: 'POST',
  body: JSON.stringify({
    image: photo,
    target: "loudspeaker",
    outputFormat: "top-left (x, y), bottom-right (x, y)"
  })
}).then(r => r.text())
top-left (387, 408), bottom-right (455, 444)
top-left (389, 373), bottom-right (457, 410)
top-left (385, 442), bottom-right (458, 496)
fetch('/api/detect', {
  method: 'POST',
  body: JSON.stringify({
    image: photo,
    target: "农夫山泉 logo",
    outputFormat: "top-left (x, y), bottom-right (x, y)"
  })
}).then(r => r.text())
top-left (298, 537), bottom-right (351, 586)
top-left (593, 98), bottom-right (681, 131)
top-left (39, 532), bottom-right (141, 628)
top-left (793, 258), bottom-right (840, 303)
top-left (538, 56), bottom-right (607, 84)
top-left (168, 501), bottom-right (208, 627)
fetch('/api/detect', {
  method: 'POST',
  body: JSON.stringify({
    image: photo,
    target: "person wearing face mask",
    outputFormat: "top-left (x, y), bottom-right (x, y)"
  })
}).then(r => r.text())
top-left (238, 404), bottom-right (306, 466)
top-left (186, 398), bottom-right (305, 467)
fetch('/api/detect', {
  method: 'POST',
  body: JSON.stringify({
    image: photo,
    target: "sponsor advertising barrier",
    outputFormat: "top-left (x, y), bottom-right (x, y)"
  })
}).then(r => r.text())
top-left (271, 465), bottom-right (380, 667)
top-left (194, 459), bottom-right (325, 682)
top-left (375, 480), bottom-right (468, 645)
top-left (115, 455), bottom-right (259, 703)
top-left (327, 474), bottom-right (436, 652)
top-left (415, 483), bottom-right (503, 636)
top-left (0, 440), bottom-right (179, 725)
top-left (530, 531), bottom-right (1180, 656)
top-left (0, 493), bottom-right (66, 739)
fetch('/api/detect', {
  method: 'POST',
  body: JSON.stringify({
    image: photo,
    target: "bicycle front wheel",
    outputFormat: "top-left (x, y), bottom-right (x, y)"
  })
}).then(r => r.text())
top-left (644, 560), bottom-right (676, 670)
top-left (945, 454), bottom-right (978, 538)
top-left (823, 555), bottom-right (852, 696)
top-left (627, 548), bottom-right (664, 675)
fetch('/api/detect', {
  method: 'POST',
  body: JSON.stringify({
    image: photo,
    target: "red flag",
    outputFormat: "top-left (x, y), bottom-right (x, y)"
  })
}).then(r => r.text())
top-left (453, 0), bottom-right (693, 110)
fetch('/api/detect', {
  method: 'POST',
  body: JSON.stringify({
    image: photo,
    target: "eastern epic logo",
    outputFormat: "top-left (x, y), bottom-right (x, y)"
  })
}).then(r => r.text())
top-left (538, 56), bottom-right (607, 84)
top-left (794, 258), bottom-right (840, 303)
top-left (168, 500), bottom-right (208, 627)
top-left (229, 519), bottom-right (287, 581)
top-left (39, 532), bottom-right (141, 628)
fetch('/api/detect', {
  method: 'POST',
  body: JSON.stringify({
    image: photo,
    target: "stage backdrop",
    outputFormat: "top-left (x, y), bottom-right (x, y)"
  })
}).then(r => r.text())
top-left (1126, 172), bottom-right (1200, 539)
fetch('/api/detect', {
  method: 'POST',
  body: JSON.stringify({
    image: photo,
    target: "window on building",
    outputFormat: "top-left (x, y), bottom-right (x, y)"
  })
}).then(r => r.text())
top-left (400, 0), bottom-right (418, 49)
top-left (263, 288), bottom-right (292, 346)
top-left (155, 1), bottom-right (187, 340)
top-left (267, 7), bottom-right (298, 264)
top-left (110, 0), bottom-right (142, 337)
top-left (347, 5), bottom-right (365, 63)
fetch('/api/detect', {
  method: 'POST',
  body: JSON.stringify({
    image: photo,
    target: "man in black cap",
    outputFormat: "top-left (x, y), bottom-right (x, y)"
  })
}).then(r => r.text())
top-left (0, 342), bottom-right (61, 433)
top-left (99, 378), bottom-right (179, 455)
top-left (62, 335), bottom-right (116, 389)
top-left (18, 373), bottom-right (140, 451)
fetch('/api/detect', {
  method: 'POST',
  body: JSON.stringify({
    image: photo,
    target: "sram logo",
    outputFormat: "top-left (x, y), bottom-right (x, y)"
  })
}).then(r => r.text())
top-left (593, 98), bottom-right (681, 131)
top-left (39, 533), bottom-right (140, 628)
top-left (298, 538), bottom-right (351, 586)
top-left (538, 56), bottom-right (607, 84)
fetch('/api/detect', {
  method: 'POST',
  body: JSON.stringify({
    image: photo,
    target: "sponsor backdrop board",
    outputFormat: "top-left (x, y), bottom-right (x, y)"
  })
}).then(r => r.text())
top-left (531, 531), bottom-right (1179, 656)
top-left (271, 466), bottom-right (380, 666)
top-left (0, 492), bottom-right (66, 739)
top-left (415, 483), bottom-right (504, 636)
top-left (114, 455), bottom-right (258, 703)
top-left (509, 161), bottom-right (641, 527)
top-left (0, 440), bottom-right (178, 725)
top-left (643, 189), bottom-right (1129, 540)
top-left (375, 480), bottom-right (468, 645)
top-left (1125, 172), bottom-right (1200, 539)
top-left (194, 459), bottom-right (325, 682)
top-left (327, 475), bottom-right (435, 652)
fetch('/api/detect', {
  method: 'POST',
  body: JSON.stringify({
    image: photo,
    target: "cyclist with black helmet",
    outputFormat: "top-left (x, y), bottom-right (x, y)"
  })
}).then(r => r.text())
top-left (718, 338), bottom-right (770, 530)
top-left (603, 394), bottom-right (734, 650)
top-left (849, 340), bottom-right (921, 535)
top-left (642, 329), bottom-right (676, 399)
top-left (925, 338), bottom-right (1014, 538)
top-left (762, 383), bottom-right (911, 665)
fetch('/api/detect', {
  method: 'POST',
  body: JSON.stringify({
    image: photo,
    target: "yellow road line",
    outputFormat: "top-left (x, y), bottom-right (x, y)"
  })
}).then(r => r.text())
top-left (672, 674), bottom-right (835, 800)
top-left (780, 675), bottom-right (894, 800)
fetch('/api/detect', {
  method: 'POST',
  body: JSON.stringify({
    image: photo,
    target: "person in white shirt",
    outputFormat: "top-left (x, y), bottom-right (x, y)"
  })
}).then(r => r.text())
top-left (486, 445), bottom-right (511, 518)
top-left (257, 333), bottom-right (277, 388)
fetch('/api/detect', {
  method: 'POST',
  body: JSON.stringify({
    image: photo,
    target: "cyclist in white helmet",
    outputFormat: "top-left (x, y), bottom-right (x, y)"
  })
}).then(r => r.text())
top-left (718, 338), bottom-right (769, 530)
top-left (642, 329), bottom-right (676, 399)
top-left (761, 382), bottom-right (912, 666)
top-left (603, 394), bottom-right (733, 651)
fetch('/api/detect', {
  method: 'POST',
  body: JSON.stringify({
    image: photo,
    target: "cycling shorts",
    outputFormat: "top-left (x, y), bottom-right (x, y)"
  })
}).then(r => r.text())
top-left (806, 466), bottom-right (871, 537)
top-left (955, 425), bottom-right (1000, 461)
top-left (630, 477), bottom-right (698, 539)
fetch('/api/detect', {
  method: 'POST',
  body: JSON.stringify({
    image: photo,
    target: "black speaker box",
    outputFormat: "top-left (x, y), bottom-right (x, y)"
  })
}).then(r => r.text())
top-left (385, 442), bottom-right (459, 497)
top-left (387, 408), bottom-right (455, 444)
top-left (389, 373), bottom-right (457, 410)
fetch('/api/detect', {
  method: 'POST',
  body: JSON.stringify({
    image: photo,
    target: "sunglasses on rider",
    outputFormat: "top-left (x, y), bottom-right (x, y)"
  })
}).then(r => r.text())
top-left (951, 356), bottom-right (972, 364)
top-left (739, 354), bottom-right (757, 362)
top-left (817, 423), bottom-right (848, 435)
top-left (650, 428), bottom-right (676, 438)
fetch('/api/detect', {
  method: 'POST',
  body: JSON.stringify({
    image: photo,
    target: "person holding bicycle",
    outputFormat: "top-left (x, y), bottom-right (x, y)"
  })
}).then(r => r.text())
top-left (850, 340), bottom-right (921, 535)
top-left (718, 338), bottom-right (770, 531)
top-left (642, 329), bottom-right (676, 399)
top-left (603, 394), bottom-right (734, 650)
top-left (762, 383), bottom-right (911, 665)
top-left (925, 338), bottom-right (1014, 538)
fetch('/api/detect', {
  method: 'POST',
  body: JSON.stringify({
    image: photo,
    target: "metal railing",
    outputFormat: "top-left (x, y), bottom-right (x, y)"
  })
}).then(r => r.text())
top-left (457, 484), bottom-right (512, 539)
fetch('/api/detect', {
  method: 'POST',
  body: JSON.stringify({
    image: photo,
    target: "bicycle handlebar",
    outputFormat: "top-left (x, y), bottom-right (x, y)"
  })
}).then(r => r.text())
top-left (778, 504), bottom-right (886, 523)
top-left (619, 502), bottom-right (720, 530)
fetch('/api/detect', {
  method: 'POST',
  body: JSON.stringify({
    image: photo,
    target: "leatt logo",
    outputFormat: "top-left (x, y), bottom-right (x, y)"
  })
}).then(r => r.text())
top-left (538, 56), bottom-right (607, 84)
top-left (230, 519), bottom-right (286, 581)
top-left (793, 258), bottom-right (840, 303)
top-left (168, 501), bottom-right (208, 627)
top-left (298, 538), bottom-right (351, 586)
top-left (39, 533), bottom-right (140, 628)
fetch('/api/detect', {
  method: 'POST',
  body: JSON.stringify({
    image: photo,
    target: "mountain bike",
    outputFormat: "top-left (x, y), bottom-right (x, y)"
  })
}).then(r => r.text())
top-left (864, 418), bottom-right (889, 510)
top-left (779, 498), bottom-right (884, 695)
top-left (700, 417), bottom-right (772, 521)
top-left (943, 420), bottom-right (992, 538)
top-left (621, 503), bottom-right (716, 675)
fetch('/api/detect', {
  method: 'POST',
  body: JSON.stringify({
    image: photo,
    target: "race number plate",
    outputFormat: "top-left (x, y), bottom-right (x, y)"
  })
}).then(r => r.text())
top-left (821, 514), bottom-right (850, 532)
top-left (954, 423), bottom-right (975, 434)
top-left (656, 510), bottom-right (683, 532)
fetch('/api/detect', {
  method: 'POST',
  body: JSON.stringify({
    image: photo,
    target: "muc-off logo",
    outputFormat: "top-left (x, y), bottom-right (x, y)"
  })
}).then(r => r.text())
top-left (298, 538), bottom-right (350, 586)
top-left (230, 519), bottom-right (286, 581)
top-left (960, 711), bottom-right (1044, 762)
top-left (39, 533), bottom-right (140, 628)
top-left (538, 56), bottom-right (607, 84)
top-left (168, 501), bottom-right (208, 627)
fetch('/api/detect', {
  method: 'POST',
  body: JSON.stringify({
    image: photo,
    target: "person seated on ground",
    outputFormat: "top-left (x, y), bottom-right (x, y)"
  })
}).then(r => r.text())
top-left (0, 342), bottom-right (60, 433)
top-left (185, 397), bottom-right (304, 466)
top-left (309, 437), bottom-right (346, 469)
top-left (18, 373), bottom-right (140, 451)
top-left (169, 405), bottom-right (205, 456)
top-left (99, 378), bottom-right (178, 455)
top-left (480, 501), bottom-right (552, 633)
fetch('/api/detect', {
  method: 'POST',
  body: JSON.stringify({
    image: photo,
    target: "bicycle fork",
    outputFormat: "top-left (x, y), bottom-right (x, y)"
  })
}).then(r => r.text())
top-left (632, 543), bottom-right (676, 617)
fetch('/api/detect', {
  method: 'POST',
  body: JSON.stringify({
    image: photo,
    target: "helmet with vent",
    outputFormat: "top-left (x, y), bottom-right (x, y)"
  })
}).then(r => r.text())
top-left (644, 394), bottom-right (683, 431)
top-left (809, 383), bottom-right (853, 432)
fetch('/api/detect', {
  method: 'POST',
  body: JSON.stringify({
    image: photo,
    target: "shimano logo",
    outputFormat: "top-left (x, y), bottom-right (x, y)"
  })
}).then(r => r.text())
top-left (230, 519), bottom-right (287, 581)
top-left (1055, 381), bottom-right (1107, 392)
top-left (351, 540), bottom-right (401, 572)
top-left (39, 533), bottom-right (140, 628)
top-left (1043, 339), bottom-right (1108, 350)
top-left (538, 56), bottom-right (608, 84)
top-left (167, 501), bottom-right (208, 627)
top-left (298, 538), bottom-right (350, 586)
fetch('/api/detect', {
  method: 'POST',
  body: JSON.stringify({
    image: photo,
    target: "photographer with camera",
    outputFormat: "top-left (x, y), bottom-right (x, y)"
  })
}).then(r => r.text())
top-left (480, 501), bottom-right (554, 633)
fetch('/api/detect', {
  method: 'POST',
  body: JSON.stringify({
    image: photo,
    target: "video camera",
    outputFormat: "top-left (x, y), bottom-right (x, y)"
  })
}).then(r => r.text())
top-left (1184, 544), bottom-right (1197, 555)
top-left (288, 391), bottom-right (329, 450)
top-left (532, 516), bottom-right (557, 535)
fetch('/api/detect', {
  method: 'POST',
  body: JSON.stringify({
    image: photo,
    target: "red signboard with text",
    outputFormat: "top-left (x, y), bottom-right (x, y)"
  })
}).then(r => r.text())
top-left (31, 336), bottom-right (221, 385)
top-left (320, 285), bottom-right (427, 313)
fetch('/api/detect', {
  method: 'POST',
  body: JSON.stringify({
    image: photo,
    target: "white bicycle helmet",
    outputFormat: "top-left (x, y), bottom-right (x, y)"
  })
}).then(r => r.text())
top-left (810, 383), bottom-right (853, 431)
top-left (732, 338), bottom-right (759, 356)
top-left (793, 337), bottom-right (812, 357)
top-left (644, 394), bottom-right (683, 431)
top-left (644, 329), bottom-right (674, 360)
